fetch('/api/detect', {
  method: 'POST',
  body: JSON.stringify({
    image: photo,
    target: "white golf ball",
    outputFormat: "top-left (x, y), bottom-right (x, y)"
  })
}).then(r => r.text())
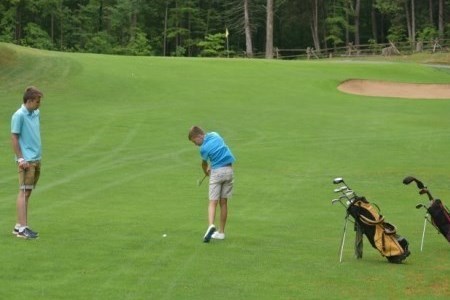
top-left (163, 234), bottom-right (167, 238)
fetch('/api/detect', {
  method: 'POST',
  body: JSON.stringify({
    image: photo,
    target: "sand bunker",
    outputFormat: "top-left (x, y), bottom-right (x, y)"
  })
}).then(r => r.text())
top-left (338, 79), bottom-right (450, 99)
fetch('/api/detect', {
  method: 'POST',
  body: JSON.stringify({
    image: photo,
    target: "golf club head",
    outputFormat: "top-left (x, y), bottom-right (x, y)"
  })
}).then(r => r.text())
top-left (419, 189), bottom-right (428, 195)
top-left (333, 177), bottom-right (344, 184)
top-left (334, 186), bottom-right (348, 193)
top-left (344, 191), bottom-right (355, 198)
top-left (403, 176), bottom-right (425, 189)
top-left (331, 199), bottom-right (340, 205)
top-left (402, 176), bottom-right (415, 185)
top-left (416, 203), bottom-right (428, 210)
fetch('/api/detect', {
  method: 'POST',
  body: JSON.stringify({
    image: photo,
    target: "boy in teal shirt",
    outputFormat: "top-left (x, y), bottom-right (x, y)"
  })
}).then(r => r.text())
top-left (11, 86), bottom-right (43, 239)
top-left (189, 126), bottom-right (235, 242)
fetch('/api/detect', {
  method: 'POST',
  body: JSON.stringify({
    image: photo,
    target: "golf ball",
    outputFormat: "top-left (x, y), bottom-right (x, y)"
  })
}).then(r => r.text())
top-left (163, 234), bottom-right (167, 238)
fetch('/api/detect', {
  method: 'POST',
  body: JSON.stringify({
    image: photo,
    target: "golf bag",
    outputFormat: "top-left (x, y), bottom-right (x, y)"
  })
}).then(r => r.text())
top-left (332, 178), bottom-right (410, 263)
top-left (427, 199), bottom-right (450, 242)
top-left (403, 176), bottom-right (450, 245)
top-left (348, 196), bottom-right (410, 263)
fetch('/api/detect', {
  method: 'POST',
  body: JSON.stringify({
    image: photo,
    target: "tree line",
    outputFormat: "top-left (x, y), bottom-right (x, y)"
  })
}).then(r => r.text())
top-left (0, 0), bottom-right (448, 58)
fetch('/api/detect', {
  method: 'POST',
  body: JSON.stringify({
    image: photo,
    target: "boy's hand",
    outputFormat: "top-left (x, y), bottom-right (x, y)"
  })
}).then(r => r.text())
top-left (18, 158), bottom-right (29, 170)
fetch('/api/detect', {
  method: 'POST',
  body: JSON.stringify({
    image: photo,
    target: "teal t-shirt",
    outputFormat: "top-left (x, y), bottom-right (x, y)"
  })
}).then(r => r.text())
top-left (11, 105), bottom-right (42, 161)
top-left (200, 132), bottom-right (235, 169)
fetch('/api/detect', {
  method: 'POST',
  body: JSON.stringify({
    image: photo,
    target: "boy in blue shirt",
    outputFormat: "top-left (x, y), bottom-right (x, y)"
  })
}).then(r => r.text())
top-left (11, 86), bottom-right (43, 239)
top-left (189, 126), bottom-right (235, 242)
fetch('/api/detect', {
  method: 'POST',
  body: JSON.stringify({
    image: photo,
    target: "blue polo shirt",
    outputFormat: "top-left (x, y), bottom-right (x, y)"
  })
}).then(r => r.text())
top-left (11, 104), bottom-right (42, 161)
top-left (200, 132), bottom-right (235, 169)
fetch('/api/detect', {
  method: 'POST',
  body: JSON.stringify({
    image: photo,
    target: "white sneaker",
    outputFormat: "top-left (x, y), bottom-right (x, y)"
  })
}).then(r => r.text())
top-left (203, 224), bottom-right (216, 243)
top-left (211, 231), bottom-right (225, 240)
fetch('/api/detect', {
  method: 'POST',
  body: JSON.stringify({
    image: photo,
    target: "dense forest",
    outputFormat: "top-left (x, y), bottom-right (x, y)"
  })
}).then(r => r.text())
top-left (0, 0), bottom-right (449, 58)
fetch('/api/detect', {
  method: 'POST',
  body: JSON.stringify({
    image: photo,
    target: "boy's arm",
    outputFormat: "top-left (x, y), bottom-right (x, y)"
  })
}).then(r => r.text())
top-left (202, 160), bottom-right (210, 176)
top-left (11, 133), bottom-right (23, 160)
top-left (11, 133), bottom-right (28, 169)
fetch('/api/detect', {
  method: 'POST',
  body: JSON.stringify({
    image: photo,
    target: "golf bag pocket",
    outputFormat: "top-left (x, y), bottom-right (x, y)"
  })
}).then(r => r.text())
top-left (428, 199), bottom-right (450, 242)
top-left (349, 197), bottom-right (410, 263)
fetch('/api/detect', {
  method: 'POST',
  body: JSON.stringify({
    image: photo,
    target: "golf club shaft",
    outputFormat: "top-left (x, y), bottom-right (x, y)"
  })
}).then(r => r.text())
top-left (198, 174), bottom-right (207, 186)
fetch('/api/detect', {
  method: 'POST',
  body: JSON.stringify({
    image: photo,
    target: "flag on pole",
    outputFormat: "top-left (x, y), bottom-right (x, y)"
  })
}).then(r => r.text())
top-left (225, 28), bottom-right (229, 38)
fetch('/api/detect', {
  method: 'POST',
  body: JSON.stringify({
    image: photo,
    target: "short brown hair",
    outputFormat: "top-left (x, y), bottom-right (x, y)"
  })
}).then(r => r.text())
top-left (23, 86), bottom-right (43, 103)
top-left (188, 126), bottom-right (205, 140)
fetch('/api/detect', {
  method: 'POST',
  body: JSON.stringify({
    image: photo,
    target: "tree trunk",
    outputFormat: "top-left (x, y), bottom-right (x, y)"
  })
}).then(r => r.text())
top-left (438, 0), bottom-right (444, 38)
top-left (51, 12), bottom-right (54, 43)
top-left (371, 0), bottom-right (377, 42)
top-left (59, 2), bottom-right (63, 50)
top-left (405, 1), bottom-right (412, 42)
top-left (310, 0), bottom-right (320, 51)
top-left (244, 0), bottom-right (253, 57)
top-left (265, 0), bottom-right (274, 59)
top-left (15, 3), bottom-right (22, 42)
top-left (411, 0), bottom-right (415, 45)
top-left (354, 0), bottom-right (360, 47)
top-left (345, 3), bottom-right (349, 45)
top-left (163, 1), bottom-right (168, 56)
top-left (130, 11), bottom-right (137, 42)
top-left (429, 0), bottom-right (433, 25)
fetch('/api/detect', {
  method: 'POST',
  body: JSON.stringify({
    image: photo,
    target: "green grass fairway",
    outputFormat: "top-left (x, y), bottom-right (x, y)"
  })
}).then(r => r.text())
top-left (0, 43), bottom-right (449, 299)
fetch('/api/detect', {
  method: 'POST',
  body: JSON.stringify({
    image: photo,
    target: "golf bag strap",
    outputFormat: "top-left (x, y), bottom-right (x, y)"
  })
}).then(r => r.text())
top-left (383, 222), bottom-right (397, 235)
top-left (359, 214), bottom-right (384, 226)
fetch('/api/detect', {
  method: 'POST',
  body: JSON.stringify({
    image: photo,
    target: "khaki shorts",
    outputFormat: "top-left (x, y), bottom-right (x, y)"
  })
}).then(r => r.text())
top-left (18, 161), bottom-right (41, 190)
top-left (209, 166), bottom-right (234, 200)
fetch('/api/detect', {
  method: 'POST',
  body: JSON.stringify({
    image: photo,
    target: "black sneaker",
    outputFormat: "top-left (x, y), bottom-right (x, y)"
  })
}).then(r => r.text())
top-left (13, 227), bottom-right (39, 236)
top-left (17, 228), bottom-right (38, 239)
top-left (203, 225), bottom-right (216, 243)
top-left (28, 228), bottom-right (39, 236)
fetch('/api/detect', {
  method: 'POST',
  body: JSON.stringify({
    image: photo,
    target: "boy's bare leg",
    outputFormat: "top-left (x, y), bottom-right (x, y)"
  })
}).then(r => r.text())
top-left (218, 198), bottom-right (228, 233)
top-left (16, 189), bottom-right (31, 226)
top-left (208, 200), bottom-right (218, 225)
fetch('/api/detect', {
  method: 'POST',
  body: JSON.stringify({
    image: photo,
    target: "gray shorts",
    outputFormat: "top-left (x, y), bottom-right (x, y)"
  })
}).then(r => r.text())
top-left (209, 166), bottom-right (234, 200)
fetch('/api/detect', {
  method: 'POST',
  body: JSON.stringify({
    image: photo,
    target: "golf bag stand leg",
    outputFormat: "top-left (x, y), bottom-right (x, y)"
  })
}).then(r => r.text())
top-left (354, 222), bottom-right (363, 259)
top-left (420, 214), bottom-right (428, 252)
top-left (339, 213), bottom-right (350, 263)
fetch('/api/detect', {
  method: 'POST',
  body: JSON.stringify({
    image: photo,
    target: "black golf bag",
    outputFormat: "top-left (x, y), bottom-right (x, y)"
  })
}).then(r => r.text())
top-left (403, 176), bottom-right (450, 244)
top-left (427, 199), bottom-right (450, 242)
top-left (332, 178), bottom-right (410, 263)
top-left (348, 196), bottom-right (410, 263)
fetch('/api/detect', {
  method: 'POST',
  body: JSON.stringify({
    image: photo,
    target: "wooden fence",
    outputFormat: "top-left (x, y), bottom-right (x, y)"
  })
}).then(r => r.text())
top-left (249, 39), bottom-right (450, 60)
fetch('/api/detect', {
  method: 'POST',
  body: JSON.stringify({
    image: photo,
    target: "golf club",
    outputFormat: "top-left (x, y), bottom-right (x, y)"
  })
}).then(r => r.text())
top-left (332, 198), bottom-right (347, 208)
top-left (334, 186), bottom-right (348, 193)
top-left (333, 177), bottom-right (344, 185)
top-left (344, 190), bottom-right (355, 197)
top-left (331, 199), bottom-right (341, 205)
top-left (197, 174), bottom-right (207, 186)
top-left (416, 203), bottom-right (427, 210)
top-left (402, 176), bottom-right (425, 189)
top-left (419, 188), bottom-right (434, 201)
